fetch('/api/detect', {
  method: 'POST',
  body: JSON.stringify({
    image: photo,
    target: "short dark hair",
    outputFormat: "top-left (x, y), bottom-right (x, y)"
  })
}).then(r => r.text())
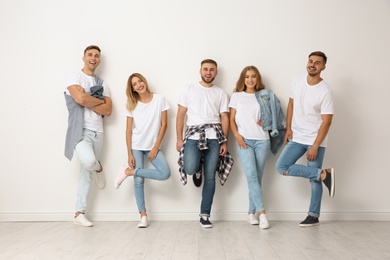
top-left (84, 45), bottom-right (101, 55)
top-left (201, 59), bottom-right (218, 67)
top-left (309, 51), bottom-right (327, 64)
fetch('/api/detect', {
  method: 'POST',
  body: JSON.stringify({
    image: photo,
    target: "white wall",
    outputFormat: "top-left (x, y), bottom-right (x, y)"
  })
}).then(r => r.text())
top-left (1, 0), bottom-right (390, 222)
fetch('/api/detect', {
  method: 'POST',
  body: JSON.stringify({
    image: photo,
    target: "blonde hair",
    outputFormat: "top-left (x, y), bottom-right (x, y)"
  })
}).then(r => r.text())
top-left (126, 73), bottom-right (152, 111)
top-left (234, 66), bottom-right (265, 92)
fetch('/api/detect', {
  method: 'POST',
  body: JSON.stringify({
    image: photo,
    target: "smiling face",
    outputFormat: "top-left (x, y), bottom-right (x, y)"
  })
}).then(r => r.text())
top-left (244, 70), bottom-right (257, 93)
top-left (82, 49), bottom-right (100, 73)
top-left (200, 62), bottom-right (218, 86)
top-left (131, 76), bottom-right (147, 94)
top-left (307, 55), bottom-right (326, 77)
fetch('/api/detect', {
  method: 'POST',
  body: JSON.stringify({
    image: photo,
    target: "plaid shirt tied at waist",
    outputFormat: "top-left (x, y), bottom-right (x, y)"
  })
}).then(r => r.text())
top-left (178, 123), bottom-right (234, 186)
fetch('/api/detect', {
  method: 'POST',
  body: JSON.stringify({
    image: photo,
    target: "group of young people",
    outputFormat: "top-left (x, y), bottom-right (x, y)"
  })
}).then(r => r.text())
top-left (64, 45), bottom-right (335, 230)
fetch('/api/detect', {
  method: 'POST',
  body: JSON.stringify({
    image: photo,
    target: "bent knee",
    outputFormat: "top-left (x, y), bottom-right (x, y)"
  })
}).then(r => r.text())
top-left (275, 163), bottom-right (288, 176)
top-left (162, 170), bottom-right (171, 180)
top-left (134, 176), bottom-right (144, 185)
top-left (82, 160), bottom-right (98, 171)
top-left (183, 165), bottom-right (199, 176)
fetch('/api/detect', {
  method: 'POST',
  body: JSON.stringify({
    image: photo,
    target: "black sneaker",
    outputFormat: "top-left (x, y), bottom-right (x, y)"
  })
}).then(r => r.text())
top-left (193, 172), bottom-right (202, 187)
top-left (200, 216), bottom-right (213, 228)
top-left (299, 215), bottom-right (319, 227)
top-left (322, 168), bottom-right (335, 197)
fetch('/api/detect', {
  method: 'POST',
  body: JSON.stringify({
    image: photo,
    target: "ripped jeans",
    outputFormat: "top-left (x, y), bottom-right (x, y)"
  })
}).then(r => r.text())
top-left (275, 141), bottom-right (325, 217)
top-left (132, 149), bottom-right (171, 213)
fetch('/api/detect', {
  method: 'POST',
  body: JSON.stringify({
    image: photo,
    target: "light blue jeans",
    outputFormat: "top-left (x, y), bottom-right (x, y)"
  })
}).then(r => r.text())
top-left (275, 141), bottom-right (325, 217)
top-left (237, 139), bottom-right (270, 213)
top-left (74, 129), bottom-right (104, 213)
top-left (183, 139), bottom-right (220, 216)
top-left (132, 149), bottom-right (171, 213)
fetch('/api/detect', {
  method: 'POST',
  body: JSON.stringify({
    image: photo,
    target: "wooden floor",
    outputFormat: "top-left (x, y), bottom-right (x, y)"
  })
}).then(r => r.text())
top-left (1, 220), bottom-right (389, 260)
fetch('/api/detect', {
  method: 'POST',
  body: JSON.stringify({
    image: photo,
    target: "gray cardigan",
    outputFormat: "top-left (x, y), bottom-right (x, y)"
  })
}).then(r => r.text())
top-left (64, 76), bottom-right (103, 160)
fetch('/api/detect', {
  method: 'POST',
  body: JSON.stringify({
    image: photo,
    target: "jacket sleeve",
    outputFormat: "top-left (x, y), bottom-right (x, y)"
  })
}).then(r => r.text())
top-left (268, 89), bottom-right (279, 137)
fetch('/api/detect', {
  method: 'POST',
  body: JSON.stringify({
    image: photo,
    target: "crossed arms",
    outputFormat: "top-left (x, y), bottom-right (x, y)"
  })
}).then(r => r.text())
top-left (67, 84), bottom-right (112, 116)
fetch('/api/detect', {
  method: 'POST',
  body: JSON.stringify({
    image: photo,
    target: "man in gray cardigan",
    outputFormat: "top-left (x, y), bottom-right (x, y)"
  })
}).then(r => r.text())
top-left (64, 45), bottom-right (112, 227)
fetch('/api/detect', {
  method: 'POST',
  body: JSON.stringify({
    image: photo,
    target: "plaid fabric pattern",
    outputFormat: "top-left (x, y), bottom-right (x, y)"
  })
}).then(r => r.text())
top-left (178, 124), bottom-right (234, 186)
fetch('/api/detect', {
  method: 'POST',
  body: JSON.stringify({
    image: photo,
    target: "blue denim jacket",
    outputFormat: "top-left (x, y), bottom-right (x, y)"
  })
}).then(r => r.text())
top-left (255, 89), bottom-right (286, 155)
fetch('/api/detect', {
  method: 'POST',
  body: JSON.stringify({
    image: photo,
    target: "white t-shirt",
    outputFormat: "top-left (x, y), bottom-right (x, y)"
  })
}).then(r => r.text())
top-left (229, 92), bottom-right (270, 140)
top-left (65, 70), bottom-right (110, 133)
top-left (290, 75), bottom-right (334, 147)
top-left (177, 82), bottom-right (229, 139)
top-left (125, 94), bottom-right (170, 150)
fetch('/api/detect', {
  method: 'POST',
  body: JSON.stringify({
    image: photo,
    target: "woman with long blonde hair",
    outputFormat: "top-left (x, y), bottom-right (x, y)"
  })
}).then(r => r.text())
top-left (114, 73), bottom-right (171, 228)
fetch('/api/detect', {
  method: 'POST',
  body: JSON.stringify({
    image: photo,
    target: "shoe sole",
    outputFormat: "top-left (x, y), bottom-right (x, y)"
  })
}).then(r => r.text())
top-left (329, 168), bottom-right (335, 198)
top-left (299, 222), bottom-right (319, 227)
top-left (73, 222), bottom-right (93, 227)
top-left (248, 219), bottom-right (259, 225)
top-left (200, 223), bottom-right (213, 228)
top-left (260, 224), bottom-right (269, 229)
top-left (138, 225), bottom-right (148, 228)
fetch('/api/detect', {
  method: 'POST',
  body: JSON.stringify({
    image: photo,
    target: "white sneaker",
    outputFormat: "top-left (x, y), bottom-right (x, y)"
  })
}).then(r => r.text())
top-left (138, 216), bottom-right (149, 228)
top-left (114, 166), bottom-right (129, 189)
top-left (94, 161), bottom-right (106, 189)
top-left (259, 214), bottom-right (269, 229)
top-left (94, 171), bottom-right (106, 189)
top-left (247, 213), bottom-right (259, 225)
top-left (74, 214), bottom-right (93, 227)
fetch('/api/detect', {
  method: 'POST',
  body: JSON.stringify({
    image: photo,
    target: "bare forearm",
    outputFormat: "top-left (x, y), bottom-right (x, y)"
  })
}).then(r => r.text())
top-left (68, 85), bottom-right (104, 108)
top-left (154, 124), bottom-right (167, 149)
top-left (286, 99), bottom-right (293, 131)
top-left (154, 111), bottom-right (168, 149)
top-left (90, 97), bottom-right (112, 116)
top-left (230, 120), bottom-right (239, 137)
top-left (176, 109), bottom-right (186, 141)
top-left (312, 119), bottom-right (332, 149)
top-left (229, 109), bottom-right (240, 137)
top-left (125, 117), bottom-right (134, 156)
top-left (220, 112), bottom-right (229, 138)
top-left (126, 130), bottom-right (133, 156)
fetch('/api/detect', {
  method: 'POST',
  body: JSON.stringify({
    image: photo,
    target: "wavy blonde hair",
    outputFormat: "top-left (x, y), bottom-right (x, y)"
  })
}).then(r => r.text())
top-left (234, 66), bottom-right (265, 92)
top-left (126, 73), bottom-right (152, 112)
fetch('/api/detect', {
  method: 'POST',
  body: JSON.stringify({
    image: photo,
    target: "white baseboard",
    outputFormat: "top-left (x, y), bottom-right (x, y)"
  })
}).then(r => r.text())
top-left (1, 211), bottom-right (389, 222)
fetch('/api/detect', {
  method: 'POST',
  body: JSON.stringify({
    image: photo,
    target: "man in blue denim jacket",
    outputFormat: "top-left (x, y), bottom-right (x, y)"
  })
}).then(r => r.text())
top-left (276, 51), bottom-right (335, 227)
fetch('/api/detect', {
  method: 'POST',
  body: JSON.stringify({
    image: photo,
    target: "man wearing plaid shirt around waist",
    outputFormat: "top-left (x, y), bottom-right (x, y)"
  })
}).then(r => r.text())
top-left (176, 59), bottom-right (232, 228)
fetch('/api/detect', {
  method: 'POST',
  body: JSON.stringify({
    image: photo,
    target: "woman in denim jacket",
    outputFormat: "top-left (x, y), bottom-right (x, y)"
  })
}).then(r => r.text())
top-left (230, 66), bottom-right (279, 229)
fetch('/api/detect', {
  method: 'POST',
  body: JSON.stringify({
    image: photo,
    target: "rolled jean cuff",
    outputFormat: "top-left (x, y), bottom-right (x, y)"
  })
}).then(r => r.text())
top-left (317, 169), bottom-right (322, 181)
